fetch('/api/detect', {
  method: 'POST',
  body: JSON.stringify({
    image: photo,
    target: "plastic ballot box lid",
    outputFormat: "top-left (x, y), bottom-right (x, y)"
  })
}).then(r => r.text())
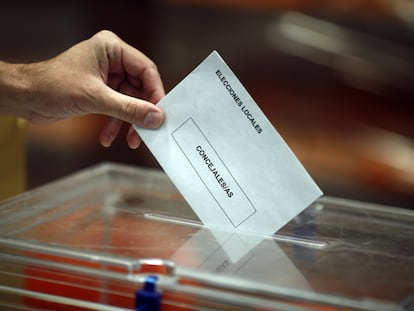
top-left (0, 163), bottom-right (413, 311)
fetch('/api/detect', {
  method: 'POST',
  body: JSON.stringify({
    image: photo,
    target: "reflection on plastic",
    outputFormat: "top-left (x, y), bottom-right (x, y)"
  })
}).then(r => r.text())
top-left (171, 226), bottom-right (310, 290)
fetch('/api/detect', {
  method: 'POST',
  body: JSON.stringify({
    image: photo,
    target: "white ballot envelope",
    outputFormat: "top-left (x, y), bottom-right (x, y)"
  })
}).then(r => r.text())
top-left (135, 51), bottom-right (322, 238)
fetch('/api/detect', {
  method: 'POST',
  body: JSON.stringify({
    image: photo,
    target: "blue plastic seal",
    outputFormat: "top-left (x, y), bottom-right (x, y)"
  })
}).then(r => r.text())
top-left (135, 275), bottom-right (161, 311)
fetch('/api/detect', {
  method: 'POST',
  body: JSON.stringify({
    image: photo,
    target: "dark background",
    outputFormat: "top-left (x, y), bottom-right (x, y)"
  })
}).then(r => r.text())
top-left (1, 0), bottom-right (413, 209)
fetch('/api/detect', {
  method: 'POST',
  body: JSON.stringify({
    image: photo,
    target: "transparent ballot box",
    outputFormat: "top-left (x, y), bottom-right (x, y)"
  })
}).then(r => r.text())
top-left (0, 163), bottom-right (413, 311)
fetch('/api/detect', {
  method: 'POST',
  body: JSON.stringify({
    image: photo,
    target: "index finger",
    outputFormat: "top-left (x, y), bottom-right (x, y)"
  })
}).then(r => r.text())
top-left (118, 41), bottom-right (165, 104)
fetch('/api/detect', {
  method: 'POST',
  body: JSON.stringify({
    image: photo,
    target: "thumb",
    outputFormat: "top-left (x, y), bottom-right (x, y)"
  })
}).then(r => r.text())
top-left (98, 86), bottom-right (165, 128)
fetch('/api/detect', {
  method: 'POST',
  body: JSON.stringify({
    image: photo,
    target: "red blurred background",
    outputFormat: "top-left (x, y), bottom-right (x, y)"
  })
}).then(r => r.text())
top-left (1, 0), bottom-right (413, 209)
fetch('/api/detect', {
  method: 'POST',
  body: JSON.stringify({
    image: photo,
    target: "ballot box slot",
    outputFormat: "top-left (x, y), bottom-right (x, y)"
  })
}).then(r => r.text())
top-left (144, 212), bottom-right (336, 250)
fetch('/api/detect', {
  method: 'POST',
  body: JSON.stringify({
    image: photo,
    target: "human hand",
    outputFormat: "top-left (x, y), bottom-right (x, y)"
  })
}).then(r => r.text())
top-left (0, 30), bottom-right (165, 148)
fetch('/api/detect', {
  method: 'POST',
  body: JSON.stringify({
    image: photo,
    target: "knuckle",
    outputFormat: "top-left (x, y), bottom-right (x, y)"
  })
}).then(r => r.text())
top-left (93, 30), bottom-right (121, 49)
top-left (96, 30), bottom-right (116, 40)
top-left (148, 60), bottom-right (157, 70)
top-left (119, 101), bottom-right (141, 123)
top-left (147, 61), bottom-right (159, 75)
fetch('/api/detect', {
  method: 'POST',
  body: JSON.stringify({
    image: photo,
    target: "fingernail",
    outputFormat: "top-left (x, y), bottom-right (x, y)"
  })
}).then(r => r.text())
top-left (105, 134), bottom-right (115, 147)
top-left (143, 111), bottom-right (163, 128)
top-left (127, 127), bottom-right (140, 149)
top-left (101, 135), bottom-right (113, 148)
top-left (102, 141), bottom-right (111, 148)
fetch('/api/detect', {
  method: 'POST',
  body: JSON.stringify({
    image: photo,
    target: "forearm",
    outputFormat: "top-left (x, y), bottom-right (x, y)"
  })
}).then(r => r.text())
top-left (0, 61), bottom-right (34, 116)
